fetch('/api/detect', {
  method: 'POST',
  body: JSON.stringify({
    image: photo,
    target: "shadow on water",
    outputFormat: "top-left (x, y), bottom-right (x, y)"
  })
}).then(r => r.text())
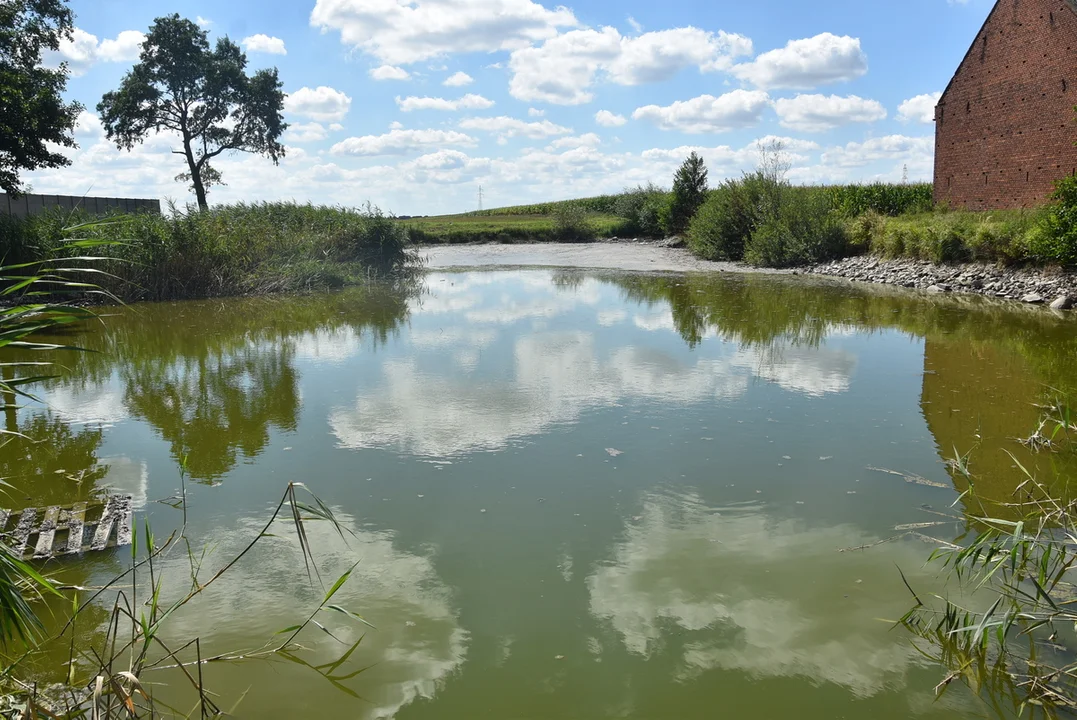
top-left (599, 270), bottom-right (1077, 513)
top-left (8, 281), bottom-right (417, 486)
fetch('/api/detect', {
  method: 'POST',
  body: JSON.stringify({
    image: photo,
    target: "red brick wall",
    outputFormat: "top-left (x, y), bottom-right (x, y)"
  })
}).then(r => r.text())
top-left (934, 0), bottom-right (1077, 210)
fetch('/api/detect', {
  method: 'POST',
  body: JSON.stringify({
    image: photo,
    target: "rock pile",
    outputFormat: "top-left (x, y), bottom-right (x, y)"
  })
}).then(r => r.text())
top-left (803, 256), bottom-right (1076, 310)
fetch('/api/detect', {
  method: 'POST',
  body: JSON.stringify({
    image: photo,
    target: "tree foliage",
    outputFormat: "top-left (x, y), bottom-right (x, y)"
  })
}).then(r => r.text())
top-left (669, 152), bottom-right (708, 235)
top-left (98, 14), bottom-right (287, 210)
top-left (0, 0), bottom-right (82, 196)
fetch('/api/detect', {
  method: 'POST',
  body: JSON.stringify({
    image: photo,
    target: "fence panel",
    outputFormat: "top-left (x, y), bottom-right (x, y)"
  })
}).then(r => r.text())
top-left (0, 193), bottom-right (160, 218)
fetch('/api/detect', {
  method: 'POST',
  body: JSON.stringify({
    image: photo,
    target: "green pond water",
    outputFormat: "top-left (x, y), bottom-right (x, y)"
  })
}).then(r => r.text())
top-left (6, 268), bottom-right (1077, 718)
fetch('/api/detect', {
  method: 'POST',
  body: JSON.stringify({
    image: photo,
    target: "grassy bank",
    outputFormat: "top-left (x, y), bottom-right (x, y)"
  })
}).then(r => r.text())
top-left (846, 209), bottom-right (1046, 264)
top-left (402, 182), bottom-right (938, 253)
top-left (685, 159), bottom-right (1076, 268)
top-left (409, 151), bottom-right (1077, 271)
top-left (0, 201), bottom-right (418, 302)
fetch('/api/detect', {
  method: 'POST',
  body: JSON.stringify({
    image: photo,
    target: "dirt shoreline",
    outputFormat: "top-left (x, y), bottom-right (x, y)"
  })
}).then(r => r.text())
top-left (418, 240), bottom-right (786, 274)
top-left (419, 240), bottom-right (1076, 310)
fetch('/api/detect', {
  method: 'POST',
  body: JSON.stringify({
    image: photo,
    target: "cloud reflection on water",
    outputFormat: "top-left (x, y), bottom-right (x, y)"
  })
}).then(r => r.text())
top-left (158, 511), bottom-right (467, 719)
top-left (587, 489), bottom-right (941, 700)
top-left (331, 271), bottom-right (858, 457)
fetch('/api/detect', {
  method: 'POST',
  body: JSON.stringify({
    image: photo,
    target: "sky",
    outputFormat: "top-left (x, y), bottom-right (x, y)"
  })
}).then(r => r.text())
top-left (25, 0), bottom-right (998, 215)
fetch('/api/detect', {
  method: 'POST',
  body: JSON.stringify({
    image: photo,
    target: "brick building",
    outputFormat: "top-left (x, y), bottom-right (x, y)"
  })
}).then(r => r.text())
top-left (934, 0), bottom-right (1077, 209)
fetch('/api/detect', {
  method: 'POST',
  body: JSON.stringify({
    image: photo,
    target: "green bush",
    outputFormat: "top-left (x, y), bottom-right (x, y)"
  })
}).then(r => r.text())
top-left (744, 187), bottom-right (848, 267)
top-left (551, 203), bottom-right (595, 241)
top-left (612, 184), bottom-right (670, 237)
top-left (1030, 174), bottom-right (1077, 267)
top-left (845, 211), bottom-right (886, 254)
top-left (687, 174), bottom-right (767, 260)
top-left (648, 193), bottom-right (674, 237)
top-left (668, 152), bottom-right (708, 235)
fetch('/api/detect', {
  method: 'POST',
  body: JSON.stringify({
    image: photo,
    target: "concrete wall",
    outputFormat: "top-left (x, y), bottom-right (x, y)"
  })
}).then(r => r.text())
top-left (934, 0), bottom-right (1077, 209)
top-left (0, 193), bottom-right (160, 218)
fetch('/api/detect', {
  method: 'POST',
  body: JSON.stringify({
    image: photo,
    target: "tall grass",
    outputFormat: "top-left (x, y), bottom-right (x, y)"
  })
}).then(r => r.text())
top-left (0, 246), bottom-right (116, 650)
top-left (2, 479), bottom-right (374, 717)
top-left (1, 202), bottom-right (419, 302)
top-left (851, 210), bottom-right (1046, 264)
top-left (900, 399), bottom-right (1077, 717)
top-left (0, 242), bottom-right (381, 715)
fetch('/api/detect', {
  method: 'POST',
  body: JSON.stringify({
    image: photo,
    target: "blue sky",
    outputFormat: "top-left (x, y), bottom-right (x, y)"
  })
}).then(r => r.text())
top-left (30, 0), bottom-right (998, 215)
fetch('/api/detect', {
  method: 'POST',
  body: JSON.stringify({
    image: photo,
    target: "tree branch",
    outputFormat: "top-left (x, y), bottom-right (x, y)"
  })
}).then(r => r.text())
top-left (197, 143), bottom-right (239, 166)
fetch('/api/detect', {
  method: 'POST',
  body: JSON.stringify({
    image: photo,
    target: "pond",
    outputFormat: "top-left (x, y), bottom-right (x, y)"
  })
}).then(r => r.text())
top-left (6, 267), bottom-right (1077, 718)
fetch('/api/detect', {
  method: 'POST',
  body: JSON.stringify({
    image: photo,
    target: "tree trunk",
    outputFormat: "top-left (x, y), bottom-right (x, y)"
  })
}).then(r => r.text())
top-left (182, 136), bottom-right (208, 211)
top-left (191, 174), bottom-right (208, 212)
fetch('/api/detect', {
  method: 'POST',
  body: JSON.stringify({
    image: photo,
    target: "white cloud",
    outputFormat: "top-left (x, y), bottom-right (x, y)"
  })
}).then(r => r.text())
top-left (821, 135), bottom-right (934, 168)
top-left (370, 65), bottom-right (411, 81)
top-left (373, 68), bottom-right (412, 87)
top-left (548, 133), bottom-right (602, 150)
top-left (443, 71), bottom-right (474, 87)
top-left (284, 86), bottom-right (352, 122)
top-left (633, 90), bottom-right (772, 133)
top-left (459, 116), bottom-right (572, 140)
top-left (595, 110), bottom-right (627, 127)
top-left (195, 16), bottom-right (213, 28)
top-left (283, 122), bottom-right (329, 143)
top-left (774, 94), bottom-right (887, 132)
top-left (897, 92), bottom-right (942, 124)
top-left (528, 107), bottom-right (545, 117)
top-left (51, 28), bottom-right (145, 76)
top-left (640, 136), bottom-right (819, 164)
top-left (330, 128), bottom-right (477, 156)
top-left (402, 150), bottom-right (492, 184)
top-left (637, 136), bottom-right (820, 182)
top-left (731, 33), bottom-right (867, 90)
top-left (74, 110), bottom-right (104, 138)
top-left (241, 34), bottom-right (287, 55)
top-left (396, 94), bottom-right (496, 112)
top-left (97, 30), bottom-right (145, 62)
top-left (509, 27), bottom-right (753, 105)
top-left (310, 0), bottom-right (578, 65)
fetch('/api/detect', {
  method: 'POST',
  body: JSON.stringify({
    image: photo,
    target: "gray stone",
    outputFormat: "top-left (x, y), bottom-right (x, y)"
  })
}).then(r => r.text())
top-left (1050, 295), bottom-right (1075, 310)
top-left (1022, 293), bottom-right (1045, 304)
top-left (927, 285), bottom-right (949, 294)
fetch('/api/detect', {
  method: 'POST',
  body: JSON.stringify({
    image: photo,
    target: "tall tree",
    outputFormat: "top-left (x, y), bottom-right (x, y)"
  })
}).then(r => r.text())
top-left (0, 0), bottom-right (82, 196)
top-left (669, 152), bottom-right (708, 235)
top-left (98, 14), bottom-right (287, 210)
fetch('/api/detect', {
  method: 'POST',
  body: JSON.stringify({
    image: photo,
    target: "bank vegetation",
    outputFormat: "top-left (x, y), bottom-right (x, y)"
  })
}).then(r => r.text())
top-left (0, 201), bottom-right (419, 302)
top-left (405, 142), bottom-right (1077, 272)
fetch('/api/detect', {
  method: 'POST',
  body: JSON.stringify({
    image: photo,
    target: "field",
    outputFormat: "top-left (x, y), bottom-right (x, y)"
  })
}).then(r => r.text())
top-left (403, 212), bottom-right (628, 244)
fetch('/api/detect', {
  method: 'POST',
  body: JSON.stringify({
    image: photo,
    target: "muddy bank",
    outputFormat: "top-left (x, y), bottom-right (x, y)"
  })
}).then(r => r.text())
top-left (419, 240), bottom-right (787, 274)
top-left (804, 256), bottom-right (1077, 309)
